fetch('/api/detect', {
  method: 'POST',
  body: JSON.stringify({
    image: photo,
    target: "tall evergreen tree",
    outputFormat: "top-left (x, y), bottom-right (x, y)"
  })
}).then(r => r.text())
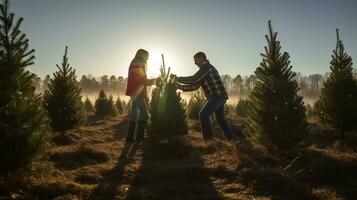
top-left (43, 47), bottom-right (86, 132)
top-left (245, 21), bottom-right (309, 151)
top-left (0, 0), bottom-right (50, 176)
top-left (315, 29), bottom-right (357, 138)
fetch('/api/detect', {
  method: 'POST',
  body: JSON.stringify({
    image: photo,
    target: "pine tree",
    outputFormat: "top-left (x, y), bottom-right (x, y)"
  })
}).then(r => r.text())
top-left (84, 96), bottom-right (95, 113)
top-left (94, 90), bottom-right (117, 117)
top-left (115, 96), bottom-right (124, 114)
top-left (161, 77), bottom-right (188, 138)
top-left (245, 21), bottom-right (309, 151)
top-left (236, 99), bottom-right (250, 117)
top-left (0, 0), bottom-right (50, 176)
top-left (315, 29), bottom-right (357, 138)
top-left (126, 98), bottom-right (132, 114)
top-left (43, 47), bottom-right (86, 132)
top-left (150, 58), bottom-right (188, 140)
top-left (108, 95), bottom-right (118, 116)
top-left (150, 76), bottom-right (188, 139)
top-left (187, 91), bottom-right (205, 120)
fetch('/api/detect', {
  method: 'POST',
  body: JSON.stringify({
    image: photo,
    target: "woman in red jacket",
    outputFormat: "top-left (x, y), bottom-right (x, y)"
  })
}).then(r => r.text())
top-left (125, 49), bottom-right (156, 143)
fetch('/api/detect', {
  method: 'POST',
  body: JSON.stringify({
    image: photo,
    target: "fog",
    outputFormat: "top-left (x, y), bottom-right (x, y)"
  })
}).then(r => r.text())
top-left (82, 91), bottom-right (317, 107)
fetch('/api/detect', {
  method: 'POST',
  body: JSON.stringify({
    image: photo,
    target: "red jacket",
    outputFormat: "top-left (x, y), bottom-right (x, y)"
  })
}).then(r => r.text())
top-left (125, 62), bottom-right (149, 99)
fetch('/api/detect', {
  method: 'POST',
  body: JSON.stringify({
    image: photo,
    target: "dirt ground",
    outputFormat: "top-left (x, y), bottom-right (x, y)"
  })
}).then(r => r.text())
top-left (1, 114), bottom-right (357, 200)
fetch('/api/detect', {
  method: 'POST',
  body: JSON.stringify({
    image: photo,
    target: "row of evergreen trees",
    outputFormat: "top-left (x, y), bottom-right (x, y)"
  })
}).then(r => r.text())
top-left (1, 0), bottom-right (355, 178)
top-left (44, 46), bottom-right (128, 131)
top-left (0, 0), bottom-right (50, 176)
top-left (0, 0), bottom-right (126, 177)
top-left (235, 22), bottom-right (357, 152)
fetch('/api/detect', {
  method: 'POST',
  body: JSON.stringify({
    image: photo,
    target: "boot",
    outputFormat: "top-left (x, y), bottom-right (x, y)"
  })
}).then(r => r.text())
top-left (125, 121), bottom-right (136, 143)
top-left (136, 120), bottom-right (146, 142)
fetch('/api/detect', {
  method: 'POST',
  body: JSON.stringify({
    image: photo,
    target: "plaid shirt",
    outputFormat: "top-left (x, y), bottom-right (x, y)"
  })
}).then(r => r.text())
top-left (177, 61), bottom-right (228, 99)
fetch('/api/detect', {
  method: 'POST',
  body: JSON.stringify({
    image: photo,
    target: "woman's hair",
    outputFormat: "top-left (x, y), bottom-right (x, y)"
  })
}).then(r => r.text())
top-left (132, 49), bottom-right (149, 69)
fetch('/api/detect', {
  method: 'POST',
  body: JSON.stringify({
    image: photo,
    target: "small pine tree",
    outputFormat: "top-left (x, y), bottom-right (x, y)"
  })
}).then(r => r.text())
top-left (108, 95), bottom-right (118, 116)
top-left (126, 98), bottom-right (132, 115)
top-left (0, 0), bottom-right (50, 176)
top-left (150, 86), bottom-right (162, 135)
top-left (245, 21), bottom-right (309, 151)
top-left (121, 100), bottom-right (127, 113)
top-left (161, 78), bottom-right (188, 138)
top-left (305, 103), bottom-right (314, 117)
top-left (151, 77), bottom-right (188, 139)
top-left (115, 96), bottom-right (124, 114)
top-left (94, 90), bottom-right (117, 117)
top-left (236, 99), bottom-right (250, 117)
top-left (150, 61), bottom-right (188, 140)
top-left (84, 96), bottom-right (95, 113)
top-left (186, 91), bottom-right (205, 120)
top-left (315, 29), bottom-right (357, 138)
top-left (43, 47), bottom-right (86, 132)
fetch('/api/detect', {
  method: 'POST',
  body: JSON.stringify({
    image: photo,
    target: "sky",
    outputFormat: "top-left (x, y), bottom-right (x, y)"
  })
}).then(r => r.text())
top-left (10, 0), bottom-right (357, 78)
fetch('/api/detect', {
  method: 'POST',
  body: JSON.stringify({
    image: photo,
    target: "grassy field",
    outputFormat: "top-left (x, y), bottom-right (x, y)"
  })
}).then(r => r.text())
top-left (1, 114), bottom-right (357, 200)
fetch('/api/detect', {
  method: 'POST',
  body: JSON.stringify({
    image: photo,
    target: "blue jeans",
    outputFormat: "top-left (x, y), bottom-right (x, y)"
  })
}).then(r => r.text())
top-left (199, 96), bottom-right (237, 141)
top-left (129, 96), bottom-right (149, 122)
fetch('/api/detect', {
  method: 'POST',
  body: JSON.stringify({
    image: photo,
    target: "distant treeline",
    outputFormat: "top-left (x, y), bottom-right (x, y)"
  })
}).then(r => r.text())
top-left (31, 70), bottom-right (357, 99)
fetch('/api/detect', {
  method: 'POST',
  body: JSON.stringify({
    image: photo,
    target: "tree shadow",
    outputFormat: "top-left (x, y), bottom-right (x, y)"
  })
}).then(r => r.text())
top-left (113, 117), bottom-right (130, 139)
top-left (85, 114), bottom-right (105, 126)
top-left (50, 146), bottom-right (110, 170)
top-left (298, 148), bottom-right (357, 200)
top-left (125, 140), bottom-right (223, 200)
top-left (87, 142), bottom-right (140, 199)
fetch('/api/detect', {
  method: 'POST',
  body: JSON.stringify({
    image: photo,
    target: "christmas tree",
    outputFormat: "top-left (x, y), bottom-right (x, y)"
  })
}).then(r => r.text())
top-left (315, 29), bottom-right (357, 139)
top-left (235, 99), bottom-right (250, 117)
top-left (245, 21), bottom-right (309, 151)
top-left (84, 96), bottom-right (95, 113)
top-left (115, 96), bottom-right (124, 114)
top-left (150, 55), bottom-right (188, 140)
top-left (108, 95), bottom-right (118, 116)
top-left (0, 0), bottom-right (50, 176)
top-left (43, 47), bottom-right (86, 132)
top-left (94, 90), bottom-right (117, 117)
top-left (186, 90), bottom-right (205, 120)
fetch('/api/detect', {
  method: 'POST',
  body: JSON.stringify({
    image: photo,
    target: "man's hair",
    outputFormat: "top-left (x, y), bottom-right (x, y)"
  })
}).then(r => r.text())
top-left (194, 52), bottom-right (207, 60)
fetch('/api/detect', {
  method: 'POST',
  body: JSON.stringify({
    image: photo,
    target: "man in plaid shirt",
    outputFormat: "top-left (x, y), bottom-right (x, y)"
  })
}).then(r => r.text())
top-left (174, 52), bottom-right (239, 143)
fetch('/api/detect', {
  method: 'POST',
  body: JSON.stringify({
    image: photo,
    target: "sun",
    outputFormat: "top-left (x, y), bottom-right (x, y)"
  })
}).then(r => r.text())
top-left (145, 47), bottom-right (180, 78)
top-left (146, 50), bottom-right (162, 78)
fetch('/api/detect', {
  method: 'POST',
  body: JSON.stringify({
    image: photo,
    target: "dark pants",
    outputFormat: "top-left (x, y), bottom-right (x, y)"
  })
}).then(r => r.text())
top-left (199, 96), bottom-right (237, 141)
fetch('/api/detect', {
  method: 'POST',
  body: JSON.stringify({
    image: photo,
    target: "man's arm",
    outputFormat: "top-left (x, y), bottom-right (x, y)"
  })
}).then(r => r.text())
top-left (177, 65), bottom-right (210, 84)
top-left (177, 83), bottom-right (200, 92)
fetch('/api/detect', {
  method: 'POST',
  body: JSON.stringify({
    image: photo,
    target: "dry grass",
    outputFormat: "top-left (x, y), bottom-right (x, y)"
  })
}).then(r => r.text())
top-left (1, 114), bottom-right (357, 199)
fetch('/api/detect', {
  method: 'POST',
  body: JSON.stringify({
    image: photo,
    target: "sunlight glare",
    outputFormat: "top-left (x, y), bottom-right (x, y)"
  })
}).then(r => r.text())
top-left (146, 47), bottom-right (180, 78)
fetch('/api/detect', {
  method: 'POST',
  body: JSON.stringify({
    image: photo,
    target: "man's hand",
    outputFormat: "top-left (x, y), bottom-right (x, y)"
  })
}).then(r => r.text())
top-left (170, 74), bottom-right (177, 81)
top-left (155, 77), bottom-right (163, 88)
